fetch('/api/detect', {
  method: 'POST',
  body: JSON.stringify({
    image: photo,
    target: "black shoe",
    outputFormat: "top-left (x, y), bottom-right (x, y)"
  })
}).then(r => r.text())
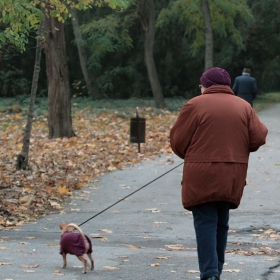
top-left (203, 277), bottom-right (219, 280)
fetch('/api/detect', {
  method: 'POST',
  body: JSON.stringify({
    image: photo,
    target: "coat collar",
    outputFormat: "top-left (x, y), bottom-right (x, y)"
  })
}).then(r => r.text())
top-left (203, 85), bottom-right (234, 95)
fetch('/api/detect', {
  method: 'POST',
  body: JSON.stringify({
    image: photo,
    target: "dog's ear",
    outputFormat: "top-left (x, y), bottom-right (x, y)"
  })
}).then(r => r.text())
top-left (59, 223), bottom-right (67, 230)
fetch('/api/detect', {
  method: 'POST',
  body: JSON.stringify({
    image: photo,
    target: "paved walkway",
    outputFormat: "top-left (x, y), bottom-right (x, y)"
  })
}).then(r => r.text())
top-left (1, 105), bottom-right (280, 280)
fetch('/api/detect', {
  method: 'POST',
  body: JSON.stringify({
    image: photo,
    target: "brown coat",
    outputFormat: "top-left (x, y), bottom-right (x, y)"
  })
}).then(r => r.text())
top-left (170, 85), bottom-right (268, 209)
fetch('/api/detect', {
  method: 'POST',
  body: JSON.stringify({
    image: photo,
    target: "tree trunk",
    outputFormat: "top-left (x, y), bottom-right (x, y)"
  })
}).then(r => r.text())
top-left (70, 8), bottom-right (101, 99)
top-left (44, 16), bottom-right (76, 138)
top-left (201, 0), bottom-right (213, 71)
top-left (137, 0), bottom-right (166, 109)
top-left (16, 20), bottom-right (44, 170)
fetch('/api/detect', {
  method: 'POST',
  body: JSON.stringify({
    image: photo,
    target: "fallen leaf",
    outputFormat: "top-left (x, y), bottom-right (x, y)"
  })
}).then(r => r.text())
top-left (47, 243), bottom-right (59, 246)
top-left (165, 244), bottom-right (185, 251)
top-left (155, 256), bottom-right (170, 260)
top-left (223, 269), bottom-right (241, 273)
top-left (103, 266), bottom-right (119, 270)
top-left (118, 244), bottom-right (141, 250)
top-left (20, 264), bottom-right (40, 268)
top-left (48, 200), bottom-right (62, 209)
top-left (53, 269), bottom-right (64, 276)
top-left (185, 270), bottom-right (199, 273)
top-left (146, 208), bottom-right (160, 213)
top-left (57, 186), bottom-right (71, 195)
top-left (98, 229), bottom-right (113, 234)
top-left (90, 234), bottom-right (104, 238)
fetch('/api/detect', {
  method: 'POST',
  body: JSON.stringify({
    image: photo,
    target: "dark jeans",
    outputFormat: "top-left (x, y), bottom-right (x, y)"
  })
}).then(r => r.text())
top-left (190, 201), bottom-right (231, 280)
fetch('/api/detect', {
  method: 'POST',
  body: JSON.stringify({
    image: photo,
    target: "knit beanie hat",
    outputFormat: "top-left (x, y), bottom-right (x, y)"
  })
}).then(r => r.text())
top-left (200, 67), bottom-right (231, 88)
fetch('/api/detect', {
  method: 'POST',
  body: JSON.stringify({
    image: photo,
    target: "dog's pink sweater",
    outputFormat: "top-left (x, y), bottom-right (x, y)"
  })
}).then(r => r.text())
top-left (60, 232), bottom-right (92, 256)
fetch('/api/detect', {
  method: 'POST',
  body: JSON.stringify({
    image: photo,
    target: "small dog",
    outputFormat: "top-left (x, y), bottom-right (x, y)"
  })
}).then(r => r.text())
top-left (59, 223), bottom-right (94, 273)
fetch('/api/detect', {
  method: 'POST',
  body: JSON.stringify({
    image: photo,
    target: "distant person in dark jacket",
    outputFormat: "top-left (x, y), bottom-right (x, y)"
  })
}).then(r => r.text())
top-left (232, 68), bottom-right (258, 107)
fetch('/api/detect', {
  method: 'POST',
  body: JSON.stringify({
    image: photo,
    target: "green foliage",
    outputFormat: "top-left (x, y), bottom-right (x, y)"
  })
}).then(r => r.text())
top-left (0, 68), bottom-right (30, 97)
top-left (232, 0), bottom-right (280, 91)
top-left (0, 0), bottom-right (43, 51)
top-left (0, 48), bottom-right (38, 97)
top-left (1, 0), bottom-right (280, 99)
top-left (81, 12), bottom-right (134, 65)
top-left (157, 0), bottom-right (252, 56)
top-left (211, 0), bottom-right (253, 48)
top-left (80, 7), bottom-right (136, 96)
top-left (0, 0), bottom-right (128, 52)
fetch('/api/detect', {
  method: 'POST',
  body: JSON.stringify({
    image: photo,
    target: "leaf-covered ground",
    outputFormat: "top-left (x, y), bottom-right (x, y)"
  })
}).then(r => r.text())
top-left (0, 98), bottom-right (185, 229)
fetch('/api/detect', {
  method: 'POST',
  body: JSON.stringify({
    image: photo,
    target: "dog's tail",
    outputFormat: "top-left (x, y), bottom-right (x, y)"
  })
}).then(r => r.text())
top-left (67, 223), bottom-right (85, 237)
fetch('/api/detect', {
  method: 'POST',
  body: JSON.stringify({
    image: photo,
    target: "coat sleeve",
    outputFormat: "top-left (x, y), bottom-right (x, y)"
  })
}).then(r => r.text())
top-left (170, 101), bottom-right (199, 159)
top-left (248, 110), bottom-right (268, 152)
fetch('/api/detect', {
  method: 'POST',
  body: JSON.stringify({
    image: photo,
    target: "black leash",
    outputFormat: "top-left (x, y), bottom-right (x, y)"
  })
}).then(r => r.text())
top-left (78, 161), bottom-right (183, 227)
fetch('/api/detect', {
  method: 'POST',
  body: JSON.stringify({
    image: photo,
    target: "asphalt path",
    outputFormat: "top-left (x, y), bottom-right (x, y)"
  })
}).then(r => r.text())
top-left (1, 104), bottom-right (280, 280)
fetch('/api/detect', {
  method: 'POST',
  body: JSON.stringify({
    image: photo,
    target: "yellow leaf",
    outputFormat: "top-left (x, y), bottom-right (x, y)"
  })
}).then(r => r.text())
top-left (103, 266), bottom-right (119, 270)
top-left (14, 113), bottom-right (21, 119)
top-left (57, 186), bottom-right (70, 195)
top-left (165, 244), bottom-right (185, 251)
top-left (23, 186), bottom-right (32, 193)
top-left (3, 176), bottom-right (11, 183)
top-left (151, 263), bottom-right (161, 267)
top-left (186, 270), bottom-right (200, 273)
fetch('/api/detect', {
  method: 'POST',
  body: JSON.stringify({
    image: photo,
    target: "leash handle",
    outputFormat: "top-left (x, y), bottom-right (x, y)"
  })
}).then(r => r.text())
top-left (79, 161), bottom-right (183, 227)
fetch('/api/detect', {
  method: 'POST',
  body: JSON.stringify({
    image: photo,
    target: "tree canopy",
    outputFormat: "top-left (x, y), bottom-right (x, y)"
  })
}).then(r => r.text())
top-left (1, 0), bottom-right (280, 98)
top-left (0, 0), bottom-right (128, 51)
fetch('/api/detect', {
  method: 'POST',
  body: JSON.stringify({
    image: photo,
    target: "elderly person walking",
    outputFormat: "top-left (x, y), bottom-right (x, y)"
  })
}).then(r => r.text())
top-left (232, 67), bottom-right (258, 106)
top-left (170, 67), bottom-right (268, 280)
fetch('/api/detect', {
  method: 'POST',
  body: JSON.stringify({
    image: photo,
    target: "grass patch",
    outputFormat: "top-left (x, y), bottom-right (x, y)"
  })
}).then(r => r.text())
top-left (254, 92), bottom-right (280, 112)
top-left (0, 92), bottom-right (279, 116)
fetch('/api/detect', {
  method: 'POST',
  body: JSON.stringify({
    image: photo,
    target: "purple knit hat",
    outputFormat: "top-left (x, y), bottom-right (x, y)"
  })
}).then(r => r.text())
top-left (200, 67), bottom-right (231, 88)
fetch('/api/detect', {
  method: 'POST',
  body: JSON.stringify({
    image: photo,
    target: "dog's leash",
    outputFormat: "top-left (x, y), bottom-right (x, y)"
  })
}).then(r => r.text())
top-left (78, 161), bottom-right (183, 227)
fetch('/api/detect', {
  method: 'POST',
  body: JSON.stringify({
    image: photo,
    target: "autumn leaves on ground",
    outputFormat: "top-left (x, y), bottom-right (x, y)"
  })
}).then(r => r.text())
top-left (0, 98), bottom-right (185, 229)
